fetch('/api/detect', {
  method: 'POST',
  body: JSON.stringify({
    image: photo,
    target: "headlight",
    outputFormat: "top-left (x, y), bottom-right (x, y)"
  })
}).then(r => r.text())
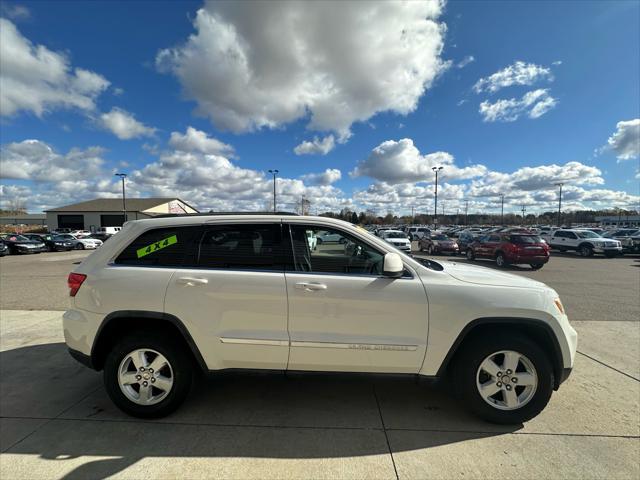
top-left (554, 298), bottom-right (565, 315)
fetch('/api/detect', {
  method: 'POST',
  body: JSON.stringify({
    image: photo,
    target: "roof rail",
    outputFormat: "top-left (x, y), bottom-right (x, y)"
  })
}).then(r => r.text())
top-left (151, 211), bottom-right (299, 219)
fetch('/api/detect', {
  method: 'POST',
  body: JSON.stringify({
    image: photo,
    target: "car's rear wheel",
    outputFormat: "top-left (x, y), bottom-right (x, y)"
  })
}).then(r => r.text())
top-left (530, 263), bottom-right (544, 270)
top-left (427, 245), bottom-right (434, 255)
top-left (452, 334), bottom-right (553, 424)
top-left (104, 332), bottom-right (193, 418)
top-left (495, 253), bottom-right (507, 267)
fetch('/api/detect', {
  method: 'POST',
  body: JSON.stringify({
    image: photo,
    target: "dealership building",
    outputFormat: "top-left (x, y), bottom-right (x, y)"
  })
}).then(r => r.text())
top-left (45, 198), bottom-right (198, 231)
top-left (595, 215), bottom-right (640, 228)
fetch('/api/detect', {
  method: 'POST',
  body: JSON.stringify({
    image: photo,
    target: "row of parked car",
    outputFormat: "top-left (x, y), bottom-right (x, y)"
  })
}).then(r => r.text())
top-left (0, 229), bottom-right (118, 256)
top-left (365, 224), bottom-right (638, 270)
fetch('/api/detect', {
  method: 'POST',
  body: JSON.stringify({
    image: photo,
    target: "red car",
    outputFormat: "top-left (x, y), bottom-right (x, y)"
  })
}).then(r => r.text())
top-left (466, 233), bottom-right (550, 270)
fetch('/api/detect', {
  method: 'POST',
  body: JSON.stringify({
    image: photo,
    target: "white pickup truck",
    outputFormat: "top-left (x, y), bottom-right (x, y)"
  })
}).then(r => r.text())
top-left (548, 229), bottom-right (622, 257)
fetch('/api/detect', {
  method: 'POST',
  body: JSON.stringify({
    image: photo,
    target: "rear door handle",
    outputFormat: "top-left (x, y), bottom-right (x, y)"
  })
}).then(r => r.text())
top-left (295, 282), bottom-right (327, 291)
top-left (177, 276), bottom-right (209, 286)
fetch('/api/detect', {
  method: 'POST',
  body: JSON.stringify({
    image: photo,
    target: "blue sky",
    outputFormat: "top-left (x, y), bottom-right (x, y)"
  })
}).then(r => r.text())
top-left (0, 0), bottom-right (638, 215)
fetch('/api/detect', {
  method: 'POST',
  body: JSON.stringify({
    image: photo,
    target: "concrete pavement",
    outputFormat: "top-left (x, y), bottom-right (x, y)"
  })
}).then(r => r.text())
top-left (0, 310), bottom-right (638, 479)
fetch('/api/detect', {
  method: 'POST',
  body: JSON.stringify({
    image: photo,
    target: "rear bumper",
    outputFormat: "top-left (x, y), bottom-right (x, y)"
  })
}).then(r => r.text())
top-left (506, 254), bottom-right (549, 264)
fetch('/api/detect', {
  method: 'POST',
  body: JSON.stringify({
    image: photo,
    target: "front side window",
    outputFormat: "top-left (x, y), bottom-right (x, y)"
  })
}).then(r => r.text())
top-left (192, 224), bottom-right (284, 271)
top-left (576, 231), bottom-right (599, 239)
top-left (115, 226), bottom-right (201, 266)
top-left (288, 225), bottom-right (384, 275)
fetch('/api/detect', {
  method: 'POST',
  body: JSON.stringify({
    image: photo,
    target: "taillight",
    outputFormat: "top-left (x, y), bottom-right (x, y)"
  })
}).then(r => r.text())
top-left (68, 273), bottom-right (87, 297)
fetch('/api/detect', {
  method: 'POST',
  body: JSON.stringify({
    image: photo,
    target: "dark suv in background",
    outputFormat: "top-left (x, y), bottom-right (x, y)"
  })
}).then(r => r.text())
top-left (466, 233), bottom-right (550, 270)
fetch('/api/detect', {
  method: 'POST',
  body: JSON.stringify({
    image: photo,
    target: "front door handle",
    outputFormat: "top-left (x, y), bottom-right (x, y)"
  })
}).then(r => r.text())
top-left (295, 282), bottom-right (327, 291)
top-left (177, 276), bottom-right (209, 286)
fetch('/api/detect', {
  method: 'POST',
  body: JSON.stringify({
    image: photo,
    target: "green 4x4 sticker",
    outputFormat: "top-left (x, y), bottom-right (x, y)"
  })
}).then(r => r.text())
top-left (136, 235), bottom-right (178, 258)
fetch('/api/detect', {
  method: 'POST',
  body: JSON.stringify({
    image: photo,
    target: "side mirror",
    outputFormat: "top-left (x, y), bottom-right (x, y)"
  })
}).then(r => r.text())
top-left (383, 252), bottom-right (403, 278)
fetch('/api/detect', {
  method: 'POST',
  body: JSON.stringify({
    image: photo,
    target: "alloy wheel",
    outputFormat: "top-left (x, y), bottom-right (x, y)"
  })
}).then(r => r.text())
top-left (118, 349), bottom-right (174, 406)
top-left (476, 350), bottom-right (538, 411)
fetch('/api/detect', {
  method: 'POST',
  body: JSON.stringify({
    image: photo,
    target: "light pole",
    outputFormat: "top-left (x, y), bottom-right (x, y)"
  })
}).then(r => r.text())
top-left (432, 166), bottom-right (443, 226)
top-left (268, 169), bottom-right (279, 213)
top-left (499, 194), bottom-right (505, 226)
top-left (464, 199), bottom-right (469, 226)
top-left (554, 182), bottom-right (564, 227)
top-left (521, 204), bottom-right (527, 225)
top-left (114, 173), bottom-right (127, 224)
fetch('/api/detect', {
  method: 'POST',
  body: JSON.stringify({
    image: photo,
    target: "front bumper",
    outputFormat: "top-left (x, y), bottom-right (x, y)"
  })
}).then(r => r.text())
top-left (593, 246), bottom-right (622, 253)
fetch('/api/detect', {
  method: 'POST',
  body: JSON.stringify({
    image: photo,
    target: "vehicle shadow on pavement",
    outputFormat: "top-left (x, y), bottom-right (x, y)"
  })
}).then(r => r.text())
top-left (1, 343), bottom-right (520, 479)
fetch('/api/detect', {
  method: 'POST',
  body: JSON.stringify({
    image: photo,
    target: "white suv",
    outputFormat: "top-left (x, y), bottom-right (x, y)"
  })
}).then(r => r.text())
top-left (64, 215), bottom-right (577, 424)
top-left (548, 229), bottom-right (622, 257)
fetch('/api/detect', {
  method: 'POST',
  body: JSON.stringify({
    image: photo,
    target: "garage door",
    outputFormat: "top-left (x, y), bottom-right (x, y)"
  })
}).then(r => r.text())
top-left (57, 215), bottom-right (84, 229)
top-left (100, 214), bottom-right (125, 227)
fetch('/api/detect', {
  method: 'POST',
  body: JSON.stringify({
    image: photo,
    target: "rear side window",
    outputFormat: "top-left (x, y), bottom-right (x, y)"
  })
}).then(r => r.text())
top-left (188, 224), bottom-right (284, 271)
top-left (115, 226), bottom-right (201, 266)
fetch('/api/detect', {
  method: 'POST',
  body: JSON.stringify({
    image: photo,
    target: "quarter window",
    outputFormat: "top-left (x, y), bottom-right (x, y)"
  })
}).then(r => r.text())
top-left (115, 226), bottom-right (201, 266)
top-left (288, 225), bottom-right (384, 275)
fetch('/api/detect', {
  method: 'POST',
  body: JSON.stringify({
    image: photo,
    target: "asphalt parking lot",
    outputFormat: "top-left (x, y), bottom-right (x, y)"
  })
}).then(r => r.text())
top-left (0, 249), bottom-right (638, 479)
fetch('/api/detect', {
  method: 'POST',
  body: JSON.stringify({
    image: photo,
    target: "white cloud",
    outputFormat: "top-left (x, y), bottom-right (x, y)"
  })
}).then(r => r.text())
top-left (294, 135), bottom-right (336, 156)
top-left (301, 168), bottom-right (342, 186)
top-left (156, 1), bottom-right (448, 138)
top-left (169, 126), bottom-right (234, 156)
top-left (473, 61), bottom-right (553, 93)
top-left (457, 55), bottom-right (475, 68)
top-left (351, 138), bottom-right (487, 184)
top-left (0, 18), bottom-right (110, 117)
top-left (479, 89), bottom-right (557, 122)
top-left (0, 3), bottom-right (30, 20)
top-left (98, 107), bottom-right (156, 140)
top-left (605, 119), bottom-right (640, 161)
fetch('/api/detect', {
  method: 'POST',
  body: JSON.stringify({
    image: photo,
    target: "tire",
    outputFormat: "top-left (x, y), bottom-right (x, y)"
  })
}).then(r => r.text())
top-left (452, 333), bottom-right (554, 424)
top-left (427, 245), bottom-right (433, 255)
top-left (579, 244), bottom-right (593, 257)
top-left (74, 243), bottom-right (84, 250)
top-left (103, 331), bottom-right (194, 418)
top-left (495, 253), bottom-right (507, 268)
top-left (466, 248), bottom-right (475, 260)
top-left (530, 263), bottom-right (544, 270)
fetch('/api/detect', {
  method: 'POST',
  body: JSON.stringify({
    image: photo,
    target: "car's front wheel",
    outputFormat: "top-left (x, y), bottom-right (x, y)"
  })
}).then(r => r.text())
top-left (453, 334), bottom-right (553, 424)
top-left (530, 263), bottom-right (544, 270)
top-left (103, 332), bottom-right (194, 418)
top-left (495, 253), bottom-right (507, 268)
top-left (75, 243), bottom-right (84, 250)
top-left (466, 248), bottom-right (475, 260)
top-left (579, 244), bottom-right (593, 257)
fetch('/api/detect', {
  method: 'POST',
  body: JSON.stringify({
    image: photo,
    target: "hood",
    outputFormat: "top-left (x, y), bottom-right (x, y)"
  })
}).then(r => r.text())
top-left (388, 238), bottom-right (409, 243)
top-left (441, 261), bottom-right (547, 289)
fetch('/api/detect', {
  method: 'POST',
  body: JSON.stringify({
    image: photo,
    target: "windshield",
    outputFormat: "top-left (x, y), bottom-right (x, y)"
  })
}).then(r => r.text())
top-left (385, 232), bottom-right (407, 239)
top-left (510, 235), bottom-right (542, 244)
top-left (431, 234), bottom-right (449, 240)
top-left (576, 231), bottom-right (601, 239)
top-left (53, 236), bottom-right (69, 241)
